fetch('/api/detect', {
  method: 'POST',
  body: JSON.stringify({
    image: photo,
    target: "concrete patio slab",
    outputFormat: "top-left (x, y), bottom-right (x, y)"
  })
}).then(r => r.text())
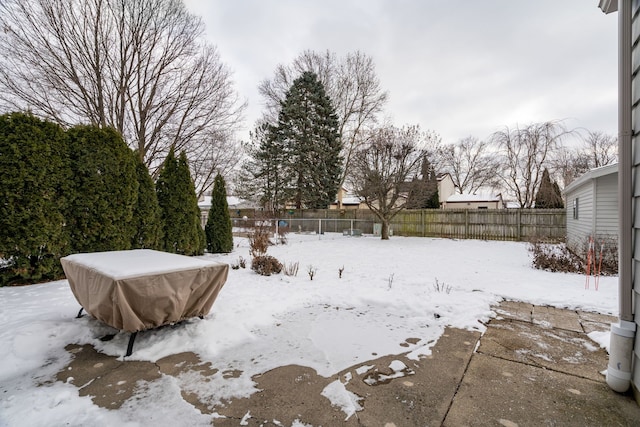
top-left (51, 301), bottom-right (640, 425)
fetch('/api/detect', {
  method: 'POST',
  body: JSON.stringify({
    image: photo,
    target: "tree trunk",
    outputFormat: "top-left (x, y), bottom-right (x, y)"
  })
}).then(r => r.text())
top-left (381, 219), bottom-right (390, 240)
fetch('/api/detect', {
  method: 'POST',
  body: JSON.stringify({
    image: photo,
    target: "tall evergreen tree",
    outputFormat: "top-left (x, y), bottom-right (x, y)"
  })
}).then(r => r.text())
top-left (66, 125), bottom-right (138, 253)
top-left (0, 113), bottom-right (70, 285)
top-left (131, 153), bottom-right (163, 249)
top-left (156, 148), bottom-right (205, 255)
top-left (205, 174), bottom-right (233, 253)
top-left (236, 122), bottom-right (289, 212)
top-left (406, 158), bottom-right (439, 209)
top-left (534, 168), bottom-right (564, 209)
top-left (275, 71), bottom-right (343, 209)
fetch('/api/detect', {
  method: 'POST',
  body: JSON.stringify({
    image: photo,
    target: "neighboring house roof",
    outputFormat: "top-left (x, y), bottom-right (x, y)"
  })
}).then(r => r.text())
top-left (340, 196), bottom-right (363, 205)
top-left (198, 195), bottom-right (255, 209)
top-left (437, 172), bottom-right (453, 182)
top-left (563, 163), bottom-right (618, 195)
top-left (333, 186), bottom-right (364, 205)
top-left (504, 201), bottom-right (522, 209)
top-left (446, 193), bottom-right (502, 203)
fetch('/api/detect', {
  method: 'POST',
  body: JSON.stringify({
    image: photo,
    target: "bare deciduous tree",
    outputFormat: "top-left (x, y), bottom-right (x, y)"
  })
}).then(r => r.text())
top-left (491, 121), bottom-right (569, 208)
top-left (349, 125), bottom-right (436, 240)
top-left (258, 49), bottom-right (388, 194)
top-left (550, 130), bottom-right (617, 188)
top-left (438, 136), bottom-right (500, 194)
top-left (0, 0), bottom-right (245, 195)
top-left (581, 130), bottom-right (617, 169)
top-left (189, 130), bottom-right (242, 198)
top-left (549, 145), bottom-right (590, 188)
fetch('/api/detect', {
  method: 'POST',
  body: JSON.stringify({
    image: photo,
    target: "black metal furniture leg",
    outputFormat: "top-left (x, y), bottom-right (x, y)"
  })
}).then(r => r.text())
top-left (76, 307), bottom-right (84, 318)
top-left (125, 331), bottom-right (138, 357)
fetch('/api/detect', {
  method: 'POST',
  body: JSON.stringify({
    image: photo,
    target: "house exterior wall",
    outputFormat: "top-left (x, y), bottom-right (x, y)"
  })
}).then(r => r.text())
top-left (565, 180), bottom-right (594, 256)
top-left (564, 164), bottom-right (619, 260)
top-left (437, 174), bottom-right (457, 204)
top-left (595, 172), bottom-right (619, 237)
top-left (631, 0), bottom-right (640, 398)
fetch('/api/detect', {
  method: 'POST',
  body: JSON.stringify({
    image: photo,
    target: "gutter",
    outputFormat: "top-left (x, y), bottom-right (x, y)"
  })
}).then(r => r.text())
top-left (600, 0), bottom-right (637, 393)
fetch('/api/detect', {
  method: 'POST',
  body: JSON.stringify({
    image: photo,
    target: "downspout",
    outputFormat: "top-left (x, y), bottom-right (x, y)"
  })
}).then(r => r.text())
top-left (605, 0), bottom-right (637, 393)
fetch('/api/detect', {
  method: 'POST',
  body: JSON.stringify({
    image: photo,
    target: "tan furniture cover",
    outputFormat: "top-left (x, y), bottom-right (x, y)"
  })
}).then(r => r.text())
top-left (61, 250), bottom-right (229, 332)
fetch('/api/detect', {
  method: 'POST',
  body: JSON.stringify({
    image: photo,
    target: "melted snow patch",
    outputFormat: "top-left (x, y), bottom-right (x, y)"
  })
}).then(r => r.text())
top-left (363, 360), bottom-right (415, 386)
top-left (321, 380), bottom-right (363, 420)
top-left (355, 364), bottom-right (375, 375)
top-left (587, 330), bottom-right (610, 353)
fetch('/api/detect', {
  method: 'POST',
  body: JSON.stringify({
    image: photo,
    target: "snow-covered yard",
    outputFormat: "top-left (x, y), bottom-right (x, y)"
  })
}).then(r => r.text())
top-left (0, 233), bottom-right (617, 426)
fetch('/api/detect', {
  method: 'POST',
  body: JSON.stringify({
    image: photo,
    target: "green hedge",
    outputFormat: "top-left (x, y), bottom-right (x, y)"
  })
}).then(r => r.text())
top-left (0, 113), bottom-right (70, 285)
top-left (0, 114), bottom-right (209, 285)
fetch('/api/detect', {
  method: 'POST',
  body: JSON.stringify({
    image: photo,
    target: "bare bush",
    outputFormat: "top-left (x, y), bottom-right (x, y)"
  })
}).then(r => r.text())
top-left (251, 255), bottom-right (282, 276)
top-left (283, 261), bottom-right (299, 277)
top-left (230, 256), bottom-right (246, 270)
top-left (248, 225), bottom-right (272, 258)
top-left (307, 265), bottom-right (317, 281)
top-left (528, 241), bottom-right (583, 273)
top-left (433, 278), bottom-right (452, 294)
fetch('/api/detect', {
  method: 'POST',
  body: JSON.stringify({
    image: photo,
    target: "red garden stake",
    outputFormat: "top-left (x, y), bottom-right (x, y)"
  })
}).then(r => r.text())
top-left (595, 240), bottom-right (604, 291)
top-left (585, 236), bottom-right (594, 290)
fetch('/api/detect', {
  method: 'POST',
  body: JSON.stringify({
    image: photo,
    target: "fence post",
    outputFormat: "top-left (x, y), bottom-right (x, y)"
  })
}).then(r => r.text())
top-left (517, 209), bottom-right (522, 241)
top-left (465, 210), bottom-right (469, 239)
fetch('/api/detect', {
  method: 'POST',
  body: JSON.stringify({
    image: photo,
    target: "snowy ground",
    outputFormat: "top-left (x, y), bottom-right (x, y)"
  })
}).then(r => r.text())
top-left (0, 233), bottom-right (618, 426)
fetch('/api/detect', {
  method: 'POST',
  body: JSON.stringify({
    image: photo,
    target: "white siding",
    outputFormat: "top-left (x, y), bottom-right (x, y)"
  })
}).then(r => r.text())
top-left (631, 0), bottom-right (640, 398)
top-left (565, 181), bottom-right (594, 256)
top-left (595, 172), bottom-right (619, 237)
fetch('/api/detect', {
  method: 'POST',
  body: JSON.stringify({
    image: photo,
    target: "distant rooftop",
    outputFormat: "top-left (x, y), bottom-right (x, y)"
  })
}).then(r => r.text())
top-left (446, 193), bottom-right (501, 203)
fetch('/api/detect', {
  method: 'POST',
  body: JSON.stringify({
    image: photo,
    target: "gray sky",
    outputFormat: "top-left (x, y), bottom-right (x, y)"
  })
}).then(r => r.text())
top-left (184, 0), bottom-right (618, 145)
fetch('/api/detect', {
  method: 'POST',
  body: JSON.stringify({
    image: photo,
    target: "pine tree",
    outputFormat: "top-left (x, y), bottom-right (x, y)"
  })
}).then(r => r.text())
top-left (236, 122), bottom-right (289, 212)
top-left (131, 153), bottom-right (163, 249)
top-left (205, 174), bottom-right (233, 253)
top-left (156, 148), bottom-right (205, 255)
top-left (274, 71), bottom-right (343, 209)
top-left (535, 168), bottom-right (564, 209)
top-left (406, 158), bottom-right (439, 209)
top-left (66, 125), bottom-right (138, 253)
top-left (552, 181), bottom-right (564, 208)
top-left (0, 113), bottom-right (70, 285)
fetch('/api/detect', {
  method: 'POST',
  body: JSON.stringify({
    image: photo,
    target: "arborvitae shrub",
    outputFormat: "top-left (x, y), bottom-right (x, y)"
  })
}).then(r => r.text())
top-left (131, 153), bottom-right (163, 249)
top-left (0, 112), bottom-right (70, 285)
top-left (205, 173), bottom-right (233, 253)
top-left (66, 125), bottom-right (138, 253)
top-left (156, 148), bottom-right (204, 255)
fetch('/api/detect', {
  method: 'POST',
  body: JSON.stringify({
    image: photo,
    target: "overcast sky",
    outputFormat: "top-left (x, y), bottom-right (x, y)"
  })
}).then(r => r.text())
top-left (183, 0), bottom-right (618, 146)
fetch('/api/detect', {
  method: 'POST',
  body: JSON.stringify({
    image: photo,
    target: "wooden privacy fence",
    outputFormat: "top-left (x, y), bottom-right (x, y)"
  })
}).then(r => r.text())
top-left (224, 208), bottom-right (566, 242)
top-left (389, 209), bottom-right (565, 241)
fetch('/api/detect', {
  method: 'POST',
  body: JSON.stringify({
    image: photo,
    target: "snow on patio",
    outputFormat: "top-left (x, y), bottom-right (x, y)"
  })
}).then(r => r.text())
top-left (0, 233), bottom-right (618, 426)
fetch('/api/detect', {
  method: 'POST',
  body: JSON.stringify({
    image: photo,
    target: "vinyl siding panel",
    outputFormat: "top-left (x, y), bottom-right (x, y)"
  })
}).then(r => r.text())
top-left (632, 0), bottom-right (640, 397)
top-left (595, 172), bottom-right (619, 236)
top-left (565, 181), bottom-right (594, 256)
